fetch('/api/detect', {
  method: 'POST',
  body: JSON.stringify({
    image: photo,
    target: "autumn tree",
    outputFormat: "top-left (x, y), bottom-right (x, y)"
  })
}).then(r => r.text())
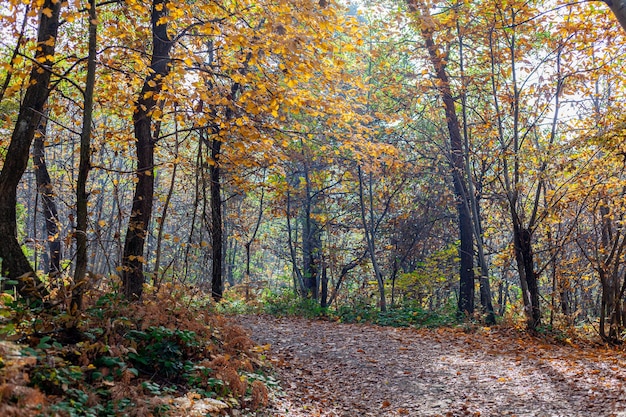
top-left (405, 0), bottom-right (477, 317)
top-left (72, 0), bottom-right (98, 312)
top-left (120, 0), bottom-right (173, 300)
top-left (473, 0), bottom-right (624, 329)
top-left (0, 1), bottom-right (63, 300)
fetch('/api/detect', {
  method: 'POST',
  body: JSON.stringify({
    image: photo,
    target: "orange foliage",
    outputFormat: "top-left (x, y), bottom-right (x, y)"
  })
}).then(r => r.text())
top-left (251, 379), bottom-right (269, 409)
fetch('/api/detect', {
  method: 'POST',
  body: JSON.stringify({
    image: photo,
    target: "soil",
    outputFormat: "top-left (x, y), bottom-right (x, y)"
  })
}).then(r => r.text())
top-left (236, 315), bottom-right (626, 417)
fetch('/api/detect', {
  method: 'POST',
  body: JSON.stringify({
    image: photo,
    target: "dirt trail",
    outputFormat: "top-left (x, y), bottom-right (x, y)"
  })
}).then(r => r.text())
top-left (236, 315), bottom-right (626, 417)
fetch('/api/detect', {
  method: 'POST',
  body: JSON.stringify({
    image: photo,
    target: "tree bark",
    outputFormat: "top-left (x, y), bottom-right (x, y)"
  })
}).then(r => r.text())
top-left (411, 10), bottom-right (475, 316)
top-left (301, 211), bottom-right (321, 300)
top-left (153, 124), bottom-right (179, 286)
top-left (286, 185), bottom-right (306, 295)
top-left (121, 0), bottom-right (172, 300)
top-left (33, 120), bottom-right (61, 285)
top-left (244, 177), bottom-right (265, 282)
top-left (358, 166), bottom-right (386, 312)
top-left (0, 0), bottom-right (62, 300)
top-left (210, 138), bottom-right (223, 301)
top-left (327, 253), bottom-right (365, 306)
top-left (456, 19), bottom-right (495, 324)
top-left (199, 48), bottom-right (248, 300)
top-left (72, 0), bottom-right (98, 312)
top-left (320, 264), bottom-right (328, 308)
top-left (301, 164), bottom-right (321, 300)
top-left (604, 0), bottom-right (626, 32)
top-left (512, 223), bottom-right (541, 329)
top-left (595, 203), bottom-right (626, 342)
top-left (183, 134), bottom-right (203, 283)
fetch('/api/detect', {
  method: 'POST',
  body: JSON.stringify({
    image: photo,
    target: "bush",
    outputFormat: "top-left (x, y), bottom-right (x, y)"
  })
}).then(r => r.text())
top-left (261, 290), bottom-right (326, 318)
top-left (0, 284), bottom-right (271, 417)
top-left (334, 303), bottom-right (456, 328)
top-left (215, 297), bottom-right (259, 315)
top-left (125, 326), bottom-right (199, 379)
top-left (257, 289), bottom-right (457, 329)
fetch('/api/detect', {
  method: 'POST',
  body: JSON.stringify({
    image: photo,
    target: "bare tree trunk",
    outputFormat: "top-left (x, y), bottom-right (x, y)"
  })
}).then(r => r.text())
top-left (472, 198), bottom-right (495, 323)
top-left (201, 53), bottom-right (247, 300)
top-left (327, 253), bottom-right (365, 306)
top-left (210, 138), bottom-right (223, 301)
top-left (183, 136), bottom-right (203, 282)
top-left (596, 203), bottom-right (626, 342)
top-left (0, 0), bottom-right (62, 300)
top-left (412, 12), bottom-right (475, 316)
top-left (301, 209), bottom-right (322, 300)
top-left (320, 264), bottom-right (328, 308)
top-left (71, 0), bottom-right (97, 312)
top-left (512, 222), bottom-right (541, 329)
top-left (358, 166), bottom-right (386, 312)
top-left (455, 19), bottom-right (495, 324)
top-left (153, 124), bottom-right (179, 285)
top-left (33, 119), bottom-right (61, 285)
top-left (286, 185), bottom-right (306, 295)
top-left (292, 145), bottom-right (324, 301)
top-left (226, 237), bottom-right (238, 287)
top-left (121, 0), bottom-right (172, 300)
top-left (604, 0), bottom-right (626, 32)
top-left (244, 175), bottom-right (265, 281)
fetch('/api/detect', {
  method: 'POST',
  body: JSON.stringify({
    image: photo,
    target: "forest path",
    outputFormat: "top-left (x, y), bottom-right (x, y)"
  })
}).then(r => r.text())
top-left (236, 315), bottom-right (626, 417)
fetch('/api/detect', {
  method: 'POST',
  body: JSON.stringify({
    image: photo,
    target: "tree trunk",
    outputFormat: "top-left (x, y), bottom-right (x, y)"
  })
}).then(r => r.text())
top-left (456, 195), bottom-right (475, 317)
top-left (597, 204), bottom-right (626, 342)
top-left (512, 223), bottom-right (541, 329)
top-left (357, 166), bottom-right (386, 312)
top-left (301, 157), bottom-right (321, 300)
top-left (473, 203), bottom-right (495, 323)
top-left (226, 231), bottom-right (238, 287)
top-left (457, 18), bottom-right (495, 324)
top-left (301, 209), bottom-right (321, 300)
top-left (244, 177), bottom-right (265, 283)
top-left (153, 132), bottom-right (179, 286)
top-left (210, 138), bottom-right (223, 301)
top-left (320, 264), bottom-right (328, 308)
top-left (327, 254), bottom-right (365, 306)
top-left (418, 20), bottom-right (474, 317)
top-left (183, 136), bottom-right (203, 282)
top-left (604, 0), bottom-right (626, 32)
top-left (121, 0), bottom-right (172, 300)
top-left (71, 0), bottom-right (97, 312)
top-left (199, 50), bottom-right (247, 300)
top-left (33, 120), bottom-right (61, 285)
top-left (0, 0), bottom-right (62, 300)
top-left (286, 186), bottom-right (306, 295)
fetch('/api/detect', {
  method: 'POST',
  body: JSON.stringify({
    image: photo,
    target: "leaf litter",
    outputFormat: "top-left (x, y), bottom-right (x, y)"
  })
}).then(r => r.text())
top-left (237, 315), bottom-right (626, 417)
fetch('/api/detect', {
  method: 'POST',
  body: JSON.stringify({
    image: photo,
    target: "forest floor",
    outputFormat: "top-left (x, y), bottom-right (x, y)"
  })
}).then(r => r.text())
top-left (236, 315), bottom-right (626, 417)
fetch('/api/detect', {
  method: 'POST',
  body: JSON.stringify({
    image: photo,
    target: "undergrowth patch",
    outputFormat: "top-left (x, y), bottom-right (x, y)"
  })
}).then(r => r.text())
top-left (0, 282), bottom-right (270, 417)
top-left (222, 288), bottom-right (458, 328)
top-left (332, 303), bottom-right (457, 328)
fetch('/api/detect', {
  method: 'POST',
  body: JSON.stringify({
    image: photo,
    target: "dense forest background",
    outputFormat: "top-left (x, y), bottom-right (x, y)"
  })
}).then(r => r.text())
top-left (3, 0), bottom-right (626, 341)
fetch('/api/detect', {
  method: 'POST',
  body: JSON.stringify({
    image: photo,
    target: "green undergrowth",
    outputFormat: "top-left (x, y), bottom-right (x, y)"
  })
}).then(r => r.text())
top-left (0, 283), bottom-right (271, 417)
top-left (219, 289), bottom-right (458, 328)
top-left (332, 302), bottom-right (457, 328)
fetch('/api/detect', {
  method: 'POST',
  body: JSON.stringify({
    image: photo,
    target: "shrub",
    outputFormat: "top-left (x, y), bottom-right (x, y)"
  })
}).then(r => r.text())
top-left (125, 326), bottom-right (200, 379)
top-left (262, 290), bottom-right (326, 318)
top-left (1, 284), bottom-right (271, 417)
top-left (334, 303), bottom-right (457, 328)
